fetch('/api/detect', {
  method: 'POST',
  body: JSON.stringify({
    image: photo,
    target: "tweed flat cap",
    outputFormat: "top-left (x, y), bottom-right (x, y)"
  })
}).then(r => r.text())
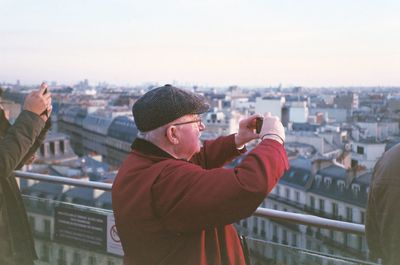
top-left (132, 84), bottom-right (209, 132)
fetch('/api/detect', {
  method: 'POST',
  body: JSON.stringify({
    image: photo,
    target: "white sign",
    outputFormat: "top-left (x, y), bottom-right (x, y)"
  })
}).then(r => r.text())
top-left (107, 214), bottom-right (124, 256)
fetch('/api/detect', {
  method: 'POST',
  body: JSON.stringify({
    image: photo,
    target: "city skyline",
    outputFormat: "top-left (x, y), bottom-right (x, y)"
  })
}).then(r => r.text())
top-left (1, 0), bottom-right (399, 87)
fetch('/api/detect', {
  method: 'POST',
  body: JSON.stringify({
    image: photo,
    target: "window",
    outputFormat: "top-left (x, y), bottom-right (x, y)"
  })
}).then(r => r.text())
top-left (346, 207), bottom-right (353, 222)
top-left (337, 180), bottom-right (345, 192)
top-left (272, 225), bottom-right (278, 242)
top-left (50, 142), bottom-right (55, 155)
top-left (60, 140), bottom-right (65, 153)
top-left (361, 211), bottom-right (365, 224)
top-left (89, 256), bottom-right (96, 265)
top-left (252, 217), bottom-right (258, 234)
top-left (276, 185), bottom-right (280, 196)
top-left (358, 235), bottom-right (363, 251)
top-left (357, 146), bottom-right (364, 154)
top-left (282, 229), bottom-right (288, 245)
top-left (295, 191), bottom-right (300, 202)
top-left (58, 248), bottom-right (66, 265)
top-left (310, 196), bottom-right (315, 210)
top-left (332, 202), bottom-right (338, 218)
top-left (292, 233), bottom-right (298, 247)
top-left (319, 199), bottom-right (325, 213)
top-left (352, 184), bottom-right (360, 197)
top-left (73, 252), bottom-right (81, 265)
top-left (44, 219), bottom-right (51, 237)
top-left (260, 220), bottom-right (266, 237)
top-left (285, 188), bottom-right (290, 200)
top-left (324, 177), bottom-right (332, 187)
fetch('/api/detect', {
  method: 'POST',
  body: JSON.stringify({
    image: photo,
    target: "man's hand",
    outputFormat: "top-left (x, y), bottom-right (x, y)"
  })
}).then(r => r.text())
top-left (234, 114), bottom-right (261, 148)
top-left (259, 112), bottom-right (285, 144)
top-left (23, 83), bottom-right (52, 121)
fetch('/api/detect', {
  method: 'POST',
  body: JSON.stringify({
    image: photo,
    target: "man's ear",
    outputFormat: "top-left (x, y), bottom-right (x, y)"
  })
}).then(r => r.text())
top-left (165, 126), bottom-right (179, 145)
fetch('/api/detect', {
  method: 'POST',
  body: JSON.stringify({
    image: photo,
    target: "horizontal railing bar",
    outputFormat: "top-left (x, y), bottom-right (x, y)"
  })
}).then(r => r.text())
top-left (15, 171), bottom-right (365, 234)
top-left (15, 170), bottom-right (112, 191)
top-left (254, 208), bottom-right (365, 235)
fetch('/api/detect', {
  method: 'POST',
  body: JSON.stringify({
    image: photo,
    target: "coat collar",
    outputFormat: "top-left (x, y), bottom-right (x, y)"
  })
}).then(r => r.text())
top-left (131, 138), bottom-right (175, 159)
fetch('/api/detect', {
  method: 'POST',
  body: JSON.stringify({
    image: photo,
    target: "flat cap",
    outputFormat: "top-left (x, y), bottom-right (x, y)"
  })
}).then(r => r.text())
top-left (132, 84), bottom-right (209, 132)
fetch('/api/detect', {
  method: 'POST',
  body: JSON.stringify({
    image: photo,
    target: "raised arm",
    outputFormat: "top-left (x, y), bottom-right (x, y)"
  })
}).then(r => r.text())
top-left (153, 139), bottom-right (289, 232)
top-left (0, 84), bottom-right (51, 176)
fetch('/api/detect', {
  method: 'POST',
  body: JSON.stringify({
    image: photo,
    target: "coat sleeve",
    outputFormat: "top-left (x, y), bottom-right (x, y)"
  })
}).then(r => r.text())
top-left (152, 139), bottom-right (289, 233)
top-left (190, 134), bottom-right (246, 169)
top-left (0, 111), bottom-right (45, 178)
top-left (16, 118), bottom-right (51, 169)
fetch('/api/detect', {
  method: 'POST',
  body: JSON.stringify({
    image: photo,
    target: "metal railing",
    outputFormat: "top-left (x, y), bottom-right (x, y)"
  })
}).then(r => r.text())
top-left (15, 170), bottom-right (365, 235)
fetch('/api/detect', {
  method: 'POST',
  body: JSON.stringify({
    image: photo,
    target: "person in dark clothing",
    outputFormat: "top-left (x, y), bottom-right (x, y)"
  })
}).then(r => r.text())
top-left (112, 84), bottom-right (289, 265)
top-left (0, 83), bottom-right (52, 265)
top-left (366, 142), bottom-right (400, 265)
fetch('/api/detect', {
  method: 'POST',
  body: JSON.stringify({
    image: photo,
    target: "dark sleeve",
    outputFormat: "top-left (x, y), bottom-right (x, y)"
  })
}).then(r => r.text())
top-left (16, 118), bottom-right (51, 169)
top-left (153, 139), bottom-right (289, 232)
top-left (366, 155), bottom-right (400, 264)
top-left (0, 110), bottom-right (45, 177)
top-left (190, 134), bottom-right (246, 169)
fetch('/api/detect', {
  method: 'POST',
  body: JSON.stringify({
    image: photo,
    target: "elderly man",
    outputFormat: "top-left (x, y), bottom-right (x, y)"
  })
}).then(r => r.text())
top-left (0, 83), bottom-right (52, 265)
top-left (112, 84), bottom-right (289, 265)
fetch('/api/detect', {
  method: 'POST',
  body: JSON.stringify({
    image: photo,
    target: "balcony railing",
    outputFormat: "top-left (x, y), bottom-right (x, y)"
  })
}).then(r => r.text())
top-left (15, 170), bottom-right (374, 265)
top-left (16, 170), bottom-right (365, 234)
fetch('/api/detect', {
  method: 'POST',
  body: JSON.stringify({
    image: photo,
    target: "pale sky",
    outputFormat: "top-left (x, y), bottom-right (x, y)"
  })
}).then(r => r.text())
top-left (1, 0), bottom-right (399, 87)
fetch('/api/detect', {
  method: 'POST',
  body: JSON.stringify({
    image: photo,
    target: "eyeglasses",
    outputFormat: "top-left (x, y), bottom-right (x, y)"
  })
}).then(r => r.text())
top-left (172, 118), bottom-right (203, 127)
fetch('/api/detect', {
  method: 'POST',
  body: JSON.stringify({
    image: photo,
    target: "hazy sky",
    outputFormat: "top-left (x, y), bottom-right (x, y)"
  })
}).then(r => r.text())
top-left (1, 0), bottom-right (399, 87)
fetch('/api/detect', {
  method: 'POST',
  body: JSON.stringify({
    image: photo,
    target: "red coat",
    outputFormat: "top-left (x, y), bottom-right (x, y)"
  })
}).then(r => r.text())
top-left (112, 134), bottom-right (289, 265)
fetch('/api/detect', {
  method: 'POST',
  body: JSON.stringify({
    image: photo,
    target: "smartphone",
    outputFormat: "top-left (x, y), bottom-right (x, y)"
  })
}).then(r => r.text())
top-left (42, 82), bottom-right (48, 95)
top-left (255, 117), bottom-right (263, 134)
top-left (40, 82), bottom-right (48, 116)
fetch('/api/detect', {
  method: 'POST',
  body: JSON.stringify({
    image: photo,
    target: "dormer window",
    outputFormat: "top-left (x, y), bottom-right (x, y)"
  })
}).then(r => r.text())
top-left (324, 177), bottom-right (332, 187)
top-left (352, 184), bottom-right (361, 197)
top-left (337, 180), bottom-right (345, 192)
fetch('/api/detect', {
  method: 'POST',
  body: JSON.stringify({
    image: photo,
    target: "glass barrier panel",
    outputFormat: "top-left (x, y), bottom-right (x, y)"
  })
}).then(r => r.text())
top-left (22, 195), bottom-right (123, 265)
